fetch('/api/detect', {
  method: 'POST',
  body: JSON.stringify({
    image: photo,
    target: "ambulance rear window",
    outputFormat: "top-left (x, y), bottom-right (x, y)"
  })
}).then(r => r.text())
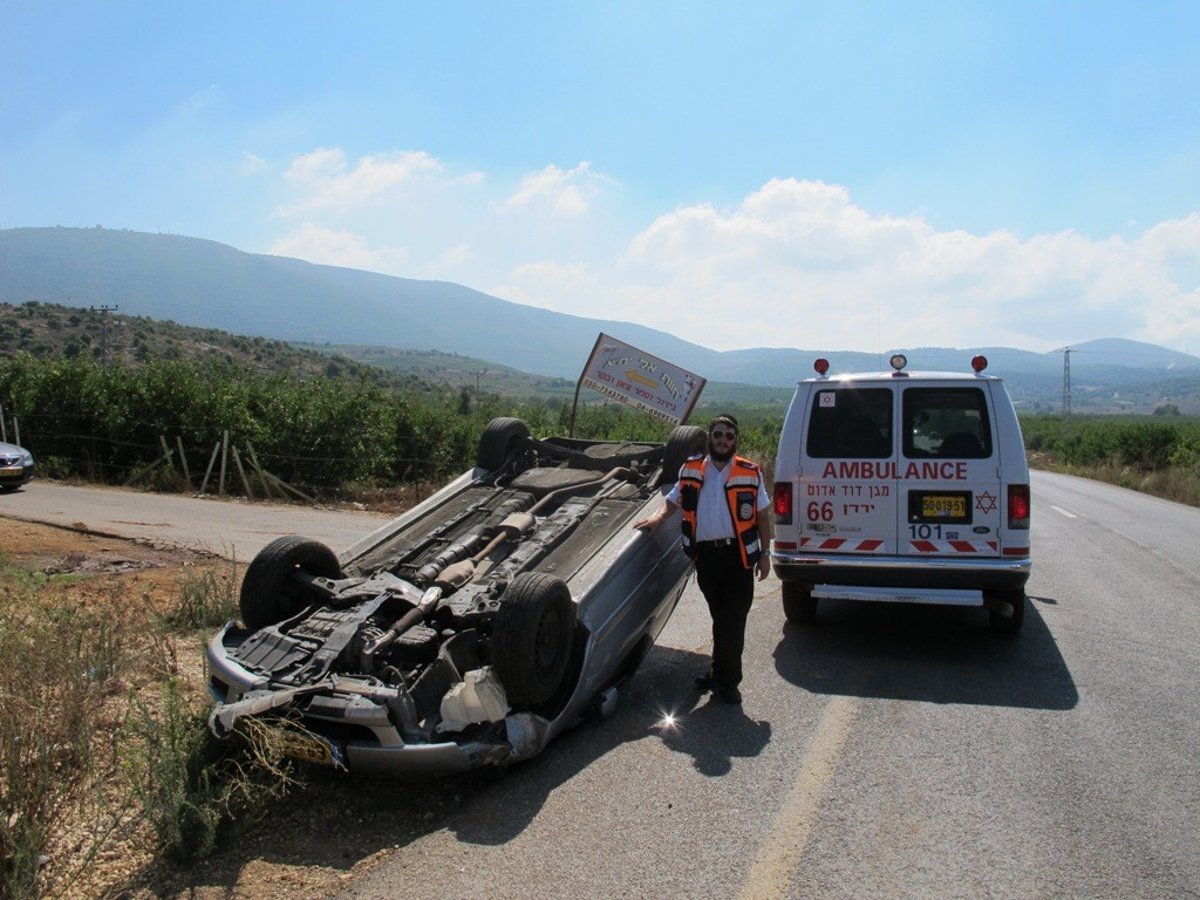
top-left (903, 388), bottom-right (992, 459)
top-left (806, 388), bottom-right (892, 459)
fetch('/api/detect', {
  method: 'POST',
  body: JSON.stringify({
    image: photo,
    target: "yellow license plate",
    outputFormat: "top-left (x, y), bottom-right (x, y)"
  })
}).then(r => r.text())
top-left (922, 495), bottom-right (966, 518)
top-left (0, 466), bottom-right (22, 476)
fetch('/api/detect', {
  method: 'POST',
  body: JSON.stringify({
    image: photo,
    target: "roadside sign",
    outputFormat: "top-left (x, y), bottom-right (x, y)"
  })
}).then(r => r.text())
top-left (572, 332), bottom-right (706, 430)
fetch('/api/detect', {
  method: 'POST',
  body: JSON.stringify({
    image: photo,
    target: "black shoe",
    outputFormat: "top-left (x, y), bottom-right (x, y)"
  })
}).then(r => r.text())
top-left (719, 686), bottom-right (742, 704)
top-left (694, 672), bottom-right (716, 691)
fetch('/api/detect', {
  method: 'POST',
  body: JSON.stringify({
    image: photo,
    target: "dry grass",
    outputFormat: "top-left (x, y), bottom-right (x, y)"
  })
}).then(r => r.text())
top-left (1030, 455), bottom-right (1200, 508)
top-left (0, 526), bottom-right (304, 899)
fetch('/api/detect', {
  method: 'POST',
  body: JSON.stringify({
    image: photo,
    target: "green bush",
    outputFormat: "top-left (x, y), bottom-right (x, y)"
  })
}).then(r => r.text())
top-left (1020, 414), bottom-right (1200, 507)
top-left (2, 354), bottom-right (775, 495)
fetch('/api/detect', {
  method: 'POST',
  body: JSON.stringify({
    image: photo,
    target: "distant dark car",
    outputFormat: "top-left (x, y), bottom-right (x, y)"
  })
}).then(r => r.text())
top-left (0, 441), bottom-right (35, 491)
top-left (206, 418), bottom-right (707, 774)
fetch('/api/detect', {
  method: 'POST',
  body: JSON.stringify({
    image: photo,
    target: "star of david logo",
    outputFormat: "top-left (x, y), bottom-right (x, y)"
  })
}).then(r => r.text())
top-left (975, 491), bottom-right (997, 514)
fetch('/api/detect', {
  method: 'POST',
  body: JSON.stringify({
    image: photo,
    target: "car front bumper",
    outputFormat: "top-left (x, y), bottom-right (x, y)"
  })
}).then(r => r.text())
top-left (0, 464), bottom-right (34, 487)
top-left (205, 624), bottom-right (535, 775)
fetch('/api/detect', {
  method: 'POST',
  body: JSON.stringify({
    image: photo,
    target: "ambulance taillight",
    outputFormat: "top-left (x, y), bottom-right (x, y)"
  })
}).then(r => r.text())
top-left (773, 483), bottom-right (793, 524)
top-left (1008, 484), bottom-right (1030, 529)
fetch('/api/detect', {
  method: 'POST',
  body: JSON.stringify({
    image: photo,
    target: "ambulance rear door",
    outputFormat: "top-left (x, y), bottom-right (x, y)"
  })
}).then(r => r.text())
top-left (897, 384), bottom-right (1003, 558)
top-left (799, 383), bottom-right (899, 555)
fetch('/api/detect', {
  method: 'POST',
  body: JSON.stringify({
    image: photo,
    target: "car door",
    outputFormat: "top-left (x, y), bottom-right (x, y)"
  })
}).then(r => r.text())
top-left (798, 384), bottom-right (899, 555)
top-left (897, 385), bottom-right (1003, 558)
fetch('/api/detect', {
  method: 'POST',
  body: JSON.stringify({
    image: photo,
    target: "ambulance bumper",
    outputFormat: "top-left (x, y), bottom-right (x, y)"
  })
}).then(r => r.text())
top-left (771, 551), bottom-right (1031, 591)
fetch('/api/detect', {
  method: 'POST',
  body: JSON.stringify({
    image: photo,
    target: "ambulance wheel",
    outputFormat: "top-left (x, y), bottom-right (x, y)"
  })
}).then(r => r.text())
top-left (240, 535), bottom-right (343, 630)
top-left (492, 573), bottom-right (575, 706)
top-left (477, 417), bottom-right (530, 471)
top-left (782, 582), bottom-right (817, 623)
top-left (986, 588), bottom-right (1026, 635)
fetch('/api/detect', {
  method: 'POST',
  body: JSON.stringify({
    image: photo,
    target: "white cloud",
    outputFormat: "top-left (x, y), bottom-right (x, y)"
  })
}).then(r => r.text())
top-left (277, 149), bottom-right (447, 215)
top-left (500, 162), bottom-right (615, 216)
top-left (423, 244), bottom-right (474, 277)
top-left (613, 178), bottom-right (1200, 353)
top-left (284, 147), bottom-right (346, 183)
top-left (491, 261), bottom-right (598, 313)
top-left (261, 156), bottom-right (1199, 356)
top-left (267, 223), bottom-right (408, 273)
top-left (239, 152), bottom-right (268, 176)
top-left (179, 84), bottom-right (221, 114)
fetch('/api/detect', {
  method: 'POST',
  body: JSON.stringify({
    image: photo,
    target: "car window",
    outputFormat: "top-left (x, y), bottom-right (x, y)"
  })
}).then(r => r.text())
top-left (806, 387), bottom-right (893, 458)
top-left (903, 387), bottom-right (992, 458)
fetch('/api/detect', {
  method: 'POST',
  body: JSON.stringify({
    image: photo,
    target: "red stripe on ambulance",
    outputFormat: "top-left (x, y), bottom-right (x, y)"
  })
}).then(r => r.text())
top-left (908, 539), bottom-right (999, 554)
top-left (799, 537), bottom-right (884, 551)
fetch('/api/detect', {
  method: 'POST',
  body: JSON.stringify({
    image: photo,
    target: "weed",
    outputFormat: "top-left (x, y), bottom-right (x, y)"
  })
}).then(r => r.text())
top-left (121, 678), bottom-right (226, 862)
top-left (0, 591), bottom-right (111, 899)
top-left (120, 678), bottom-right (300, 864)
top-left (77, 611), bottom-right (128, 687)
top-left (163, 559), bottom-right (239, 630)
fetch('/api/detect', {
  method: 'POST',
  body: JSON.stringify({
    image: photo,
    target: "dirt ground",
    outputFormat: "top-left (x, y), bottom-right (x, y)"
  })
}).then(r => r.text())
top-left (0, 518), bottom-right (486, 900)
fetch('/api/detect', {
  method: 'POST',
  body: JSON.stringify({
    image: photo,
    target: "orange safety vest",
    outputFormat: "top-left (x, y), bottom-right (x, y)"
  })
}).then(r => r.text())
top-left (677, 454), bottom-right (763, 569)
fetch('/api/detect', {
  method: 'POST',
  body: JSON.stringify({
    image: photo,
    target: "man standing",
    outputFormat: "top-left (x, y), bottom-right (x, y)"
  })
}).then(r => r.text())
top-left (634, 415), bottom-right (771, 703)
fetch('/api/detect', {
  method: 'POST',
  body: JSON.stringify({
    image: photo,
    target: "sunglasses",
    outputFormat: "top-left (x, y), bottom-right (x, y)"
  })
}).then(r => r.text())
top-left (710, 430), bottom-right (737, 439)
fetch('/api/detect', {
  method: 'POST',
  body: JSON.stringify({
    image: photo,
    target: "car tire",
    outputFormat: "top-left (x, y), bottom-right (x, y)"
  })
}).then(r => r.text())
top-left (477, 417), bottom-right (530, 471)
top-left (661, 425), bottom-right (707, 485)
top-left (239, 535), bottom-right (343, 630)
top-left (782, 581), bottom-right (817, 623)
top-left (492, 572), bottom-right (575, 707)
top-left (987, 587), bottom-right (1026, 635)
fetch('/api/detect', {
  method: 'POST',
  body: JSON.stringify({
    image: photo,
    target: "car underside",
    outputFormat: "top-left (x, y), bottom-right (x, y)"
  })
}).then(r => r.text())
top-left (206, 418), bottom-right (705, 773)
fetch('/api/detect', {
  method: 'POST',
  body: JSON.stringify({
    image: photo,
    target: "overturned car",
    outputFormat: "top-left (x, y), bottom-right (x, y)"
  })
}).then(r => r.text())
top-left (206, 418), bottom-right (706, 774)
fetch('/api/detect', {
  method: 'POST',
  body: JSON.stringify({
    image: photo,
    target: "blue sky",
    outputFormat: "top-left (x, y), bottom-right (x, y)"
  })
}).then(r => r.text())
top-left (3, 1), bottom-right (1199, 356)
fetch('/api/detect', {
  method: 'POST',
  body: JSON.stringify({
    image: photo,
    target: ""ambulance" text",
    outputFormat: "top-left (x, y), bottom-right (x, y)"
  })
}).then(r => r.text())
top-left (820, 461), bottom-right (968, 480)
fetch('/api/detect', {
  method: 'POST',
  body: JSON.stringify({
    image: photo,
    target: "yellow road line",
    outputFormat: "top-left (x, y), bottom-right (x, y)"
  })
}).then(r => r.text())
top-left (738, 695), bottom-right (861, 899)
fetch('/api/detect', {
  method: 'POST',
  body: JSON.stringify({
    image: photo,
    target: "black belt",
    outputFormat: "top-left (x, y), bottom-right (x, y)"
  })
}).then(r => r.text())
top-left (695, 538), bottom-right (736, 548)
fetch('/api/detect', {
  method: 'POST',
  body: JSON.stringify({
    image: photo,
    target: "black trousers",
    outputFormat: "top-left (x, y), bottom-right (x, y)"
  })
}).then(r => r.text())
top-left (693, 544), bottom-right (755, 690)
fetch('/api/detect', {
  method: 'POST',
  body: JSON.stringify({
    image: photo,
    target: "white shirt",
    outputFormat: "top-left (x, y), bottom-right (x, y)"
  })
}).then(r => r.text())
top-left (666, 455), bottom-right (770, 541)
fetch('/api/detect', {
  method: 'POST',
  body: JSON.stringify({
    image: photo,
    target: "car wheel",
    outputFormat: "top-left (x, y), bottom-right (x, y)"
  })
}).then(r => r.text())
top-left (782, 582), bottom-right (817, 623)
top-left (239, 535), bottom-right (343, 630)
top-left (492, 572), bottom-right (575, 706)
top-left (476, 417), bottom-right (530, 471)
top-left (987, 588), bottom-right (1026, 635)
top-left (661, 425), bottom-right (707, 485)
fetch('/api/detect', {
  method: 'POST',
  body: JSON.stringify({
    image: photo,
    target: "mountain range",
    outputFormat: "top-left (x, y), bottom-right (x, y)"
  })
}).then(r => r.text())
top-left (2, 226), bottom-right (1198, 412)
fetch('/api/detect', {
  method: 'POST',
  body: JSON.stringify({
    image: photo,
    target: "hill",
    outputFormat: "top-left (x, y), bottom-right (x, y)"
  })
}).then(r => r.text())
top-left (0, 225), bottom-right (720, 379)
top-left (0, 301), bottom-right (430, 390)
top-left (3, 226), bottom-right (1199, 412)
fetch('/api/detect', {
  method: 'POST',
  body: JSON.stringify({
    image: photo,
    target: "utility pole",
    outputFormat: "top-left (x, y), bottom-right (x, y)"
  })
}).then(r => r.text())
top-left (1059, 347), bottom-right (1073, 418)
top-left (91, 304), bottom-right (119, 367)
top-left (471, 369), bottom-right (488, 394)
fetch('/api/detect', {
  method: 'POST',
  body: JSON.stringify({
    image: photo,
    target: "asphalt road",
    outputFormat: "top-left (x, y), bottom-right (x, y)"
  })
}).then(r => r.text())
top-left (343, 469), bottom-right (1200, 899)
top-left (2, 472), bottom-right (1197, 897)
top-left (0, 480), bottom-right (391, 561)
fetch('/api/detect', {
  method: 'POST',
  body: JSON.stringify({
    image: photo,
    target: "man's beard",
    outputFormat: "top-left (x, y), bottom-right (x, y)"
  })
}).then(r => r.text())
top-left (709, 442), bottom-right (735, 462)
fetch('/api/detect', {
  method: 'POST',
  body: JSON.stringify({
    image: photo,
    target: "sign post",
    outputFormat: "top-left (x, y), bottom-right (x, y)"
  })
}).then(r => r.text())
top-left (569, 333), bottom-right (706, 436)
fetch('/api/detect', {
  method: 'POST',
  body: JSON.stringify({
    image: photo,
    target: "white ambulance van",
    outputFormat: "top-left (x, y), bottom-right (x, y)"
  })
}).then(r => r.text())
top-left (771, 354), bottom-right (1031, 633)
